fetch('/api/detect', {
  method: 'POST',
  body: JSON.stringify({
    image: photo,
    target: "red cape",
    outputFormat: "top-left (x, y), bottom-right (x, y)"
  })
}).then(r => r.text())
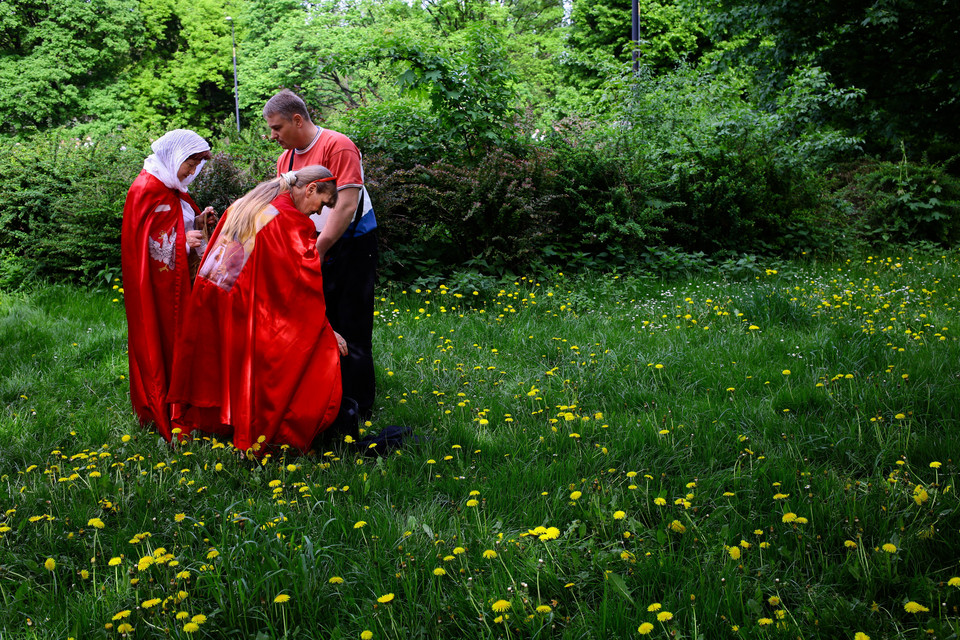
top-left (168, 192), bottom-right (342, 452)
top-left (121, 170), bottom-right (199, 440)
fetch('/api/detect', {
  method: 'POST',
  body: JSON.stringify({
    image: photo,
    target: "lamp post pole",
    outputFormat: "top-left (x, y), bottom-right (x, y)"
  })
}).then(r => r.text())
top-left (226, 16), bottom-right (240, 133)
top-left (631, 0), bottom-right (639, 73)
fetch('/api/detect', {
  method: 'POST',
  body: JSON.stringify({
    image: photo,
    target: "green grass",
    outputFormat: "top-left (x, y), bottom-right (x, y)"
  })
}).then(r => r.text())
top-left (1, 253), bottom-right (960, 639)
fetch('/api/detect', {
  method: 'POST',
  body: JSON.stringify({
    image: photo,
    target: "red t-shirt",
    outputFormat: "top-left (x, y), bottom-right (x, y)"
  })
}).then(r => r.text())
top-left (275, 128), bottom-right (364, 190)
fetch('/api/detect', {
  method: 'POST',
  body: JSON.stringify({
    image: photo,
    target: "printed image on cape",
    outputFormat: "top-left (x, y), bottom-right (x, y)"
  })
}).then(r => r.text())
top-left (122, 170), bottom-right (200, 440)
top-left (168, 192), bottom-right (342, 452)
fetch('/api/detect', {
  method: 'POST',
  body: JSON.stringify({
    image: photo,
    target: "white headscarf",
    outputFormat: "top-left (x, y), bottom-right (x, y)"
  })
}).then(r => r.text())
top-left (143, 129), bottom-right (211, 192)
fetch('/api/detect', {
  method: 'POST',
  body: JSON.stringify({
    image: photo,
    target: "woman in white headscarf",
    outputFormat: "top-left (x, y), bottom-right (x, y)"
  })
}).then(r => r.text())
top-left (121, 129), bottom-right (217, 441)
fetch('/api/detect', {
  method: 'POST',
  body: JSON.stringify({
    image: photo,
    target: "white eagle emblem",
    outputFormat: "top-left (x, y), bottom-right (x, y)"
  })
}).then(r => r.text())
top-left (148, 229), bottom-right (177, 271)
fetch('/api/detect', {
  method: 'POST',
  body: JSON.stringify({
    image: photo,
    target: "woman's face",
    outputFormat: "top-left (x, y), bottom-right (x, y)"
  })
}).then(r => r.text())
top-left (295, 184), bottom-right (338, 216)
top-left (177, 157), bottom-right (204, 182)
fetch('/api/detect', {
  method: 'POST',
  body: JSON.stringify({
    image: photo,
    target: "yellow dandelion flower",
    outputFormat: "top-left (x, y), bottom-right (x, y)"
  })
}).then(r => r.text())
top-left (492, 599), bottom-right (511, 612)
top-left (433, 567), bottom-right (446, 576)
top-left (453, 547), bottom-right (466, 555)
top-left (176, 570), bottom-right (191, 580)
top-left (904, 601), bottom-right (928, 613)
top-left (206, 548), bottom-right (219, 560)
top-left (930, 461), bottom-right (941, 469)
top-left (87, 517), bottom-right (105, 529)
top-left (728, 546), bottom-right (741, 560)
top-left (569, 491), bottom-right (582, 500)
top-left (44, 558), bottom-right (56, 571)
top-left (647, 603), bottom-right (661, 612)
top-left (361, 632), bottom-right (373, 640)
top-left (854, 633), bottom-right (870, 640)
top-left (894, 413), bottom-right (906, 419)
top-left (781, 512), bottom-right (797, 523)
top-left (142, 598), bottom-right (161, 608)
top-left (844, 540), bottom-right (857, 549)
top-left (466, 499), bottom-right (479, 507)
top-left (273, 594), bottom-right (291, 604)
top-left (768, 596), bottom-right (780, 606)
top-left (117, 623), bottom-right (134, 634)
top-left (377, 593), bottom-right (395, 604)
top-left (656, 611), bottom-right (673, 622)
top-left (112, 610), bottom-right (131, 621)
top-left (638, 622), bottom-right (654, 634)
top-left (483, 549), bottom-right (498, 559)
top-left (758, 617), bottom-right (773, 625)
top-left (668, 520), bottom-right (686, 533)
top-left (782, 370), bottom-right (790, 376)
top-left (653, 497), bottom-right (666, 506)
top-left (536, 605), bottom-right (551, 614)
top-left (183, 622), bottom-right (200, 633)
top-left (881, 543), bottom-right (897, 553)
top-left (947, 577), bottom-right (960, 587)
top-left (175, 513), bottom-right (187, 522)
top-left (191, 614), bottom-right (206, 625)
top-left (613, 510), bottom-right (626, 520)
top-left (354, 521), bottom-right (367, 529)
top-left (329, 576), bottom-right (344, 584)
top-left (175, 611), bottom-right (190, 620)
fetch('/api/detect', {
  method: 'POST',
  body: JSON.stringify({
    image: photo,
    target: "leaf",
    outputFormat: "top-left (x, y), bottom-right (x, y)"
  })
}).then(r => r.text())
top-left (605, 572), bottom-right (635, 605)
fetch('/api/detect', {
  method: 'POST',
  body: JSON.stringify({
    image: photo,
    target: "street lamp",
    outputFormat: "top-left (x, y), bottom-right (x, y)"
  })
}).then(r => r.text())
top-left (631, 0), bottom-right (639, 73)
top-left (226, 16), bottom-right (240, 133)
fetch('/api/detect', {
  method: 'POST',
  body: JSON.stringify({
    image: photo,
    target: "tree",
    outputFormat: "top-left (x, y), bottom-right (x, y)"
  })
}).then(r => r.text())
top-left (0, 0), bottom-right (143, 133)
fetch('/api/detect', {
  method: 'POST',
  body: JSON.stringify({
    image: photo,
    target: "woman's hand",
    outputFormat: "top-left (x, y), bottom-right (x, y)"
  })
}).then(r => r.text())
top-left (196, 207), bottom-right (218, 232)
top-left (334, 331), bottom-right (348, 356)
top-left (185, 230), bottom-right (203, 249)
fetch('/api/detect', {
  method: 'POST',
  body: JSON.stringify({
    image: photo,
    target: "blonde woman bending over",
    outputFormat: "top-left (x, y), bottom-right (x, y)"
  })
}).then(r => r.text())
top-left (168, 166), bottom-right (347, 453)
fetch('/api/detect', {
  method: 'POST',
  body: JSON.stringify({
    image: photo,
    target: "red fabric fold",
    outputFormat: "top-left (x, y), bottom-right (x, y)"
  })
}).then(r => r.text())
top-left (168, 192), bottom-right (342, 452)
top-left (121, 170), bottom-right (199, 440)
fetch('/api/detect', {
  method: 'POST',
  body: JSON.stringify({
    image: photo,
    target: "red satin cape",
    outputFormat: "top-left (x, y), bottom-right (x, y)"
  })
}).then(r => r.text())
top-left (168, 192), bottom-right (342, 452)
top-left (121, 170), bottom-right (199, 440)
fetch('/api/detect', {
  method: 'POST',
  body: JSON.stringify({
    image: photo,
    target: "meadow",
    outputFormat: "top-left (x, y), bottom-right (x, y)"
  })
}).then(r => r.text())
top-left (1, 253), bottom-right (959, 639)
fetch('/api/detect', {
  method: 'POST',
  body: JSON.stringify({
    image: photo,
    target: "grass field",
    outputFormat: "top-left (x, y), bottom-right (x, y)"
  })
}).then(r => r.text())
top-left (1, 253), bottom-right (959, 639)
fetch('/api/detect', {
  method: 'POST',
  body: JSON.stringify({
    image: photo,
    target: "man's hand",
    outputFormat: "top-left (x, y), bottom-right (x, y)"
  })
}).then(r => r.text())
top-left (334, 331), bottom-right (349, 356)
top-left (185, 230), bottom-right (203, 249)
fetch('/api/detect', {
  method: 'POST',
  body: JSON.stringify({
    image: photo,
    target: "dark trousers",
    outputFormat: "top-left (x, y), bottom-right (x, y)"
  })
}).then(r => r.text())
top-left (322, 229), bottom-right (377, 417)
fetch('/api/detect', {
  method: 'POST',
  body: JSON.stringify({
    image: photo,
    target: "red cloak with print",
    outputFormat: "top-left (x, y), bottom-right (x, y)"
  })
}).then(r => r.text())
top-left (168, 192), bottom-right (342, 452)
top-left (121, 170), bottom-right (200, 440)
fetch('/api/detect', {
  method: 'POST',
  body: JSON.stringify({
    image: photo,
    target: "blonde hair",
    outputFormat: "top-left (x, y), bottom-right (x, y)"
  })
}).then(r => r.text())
top-left (218, 165), bottom-right (336, 243)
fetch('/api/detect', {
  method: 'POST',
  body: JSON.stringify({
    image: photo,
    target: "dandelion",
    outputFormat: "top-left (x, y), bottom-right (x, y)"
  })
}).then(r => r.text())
top-left (638, 622), bottom-right (654, 634)
top-left (377, 593), bottom-right (395, 604)
top-left (656, 611), bottom-right (673, 622)
top-left (142, 598), bottom-right (161, 608)
top-left (782, 370), bottom-right (791, 376)
top-left (176, 612), bottom-right (190, 620)
top-left (881, 543), bottom-right (897, 553)
top-left (175, 513), bottom-right (187, 522)
top-left (44, 558), bottom-right (56, 571)
top-left (536, 605), bottom-right (551, 614)
top-left (274, 594), bottom-right (291, 604)
top-left (782, 512), bottom-right (797, 523)
top-left (768, 596), bottom-right (780, 606)
top-left (117, 623), bottom-right (134, 634)
top-left (758, 617), bottom-right (773, 626)
top-left (112, 610), bottom-right (132, 621)
top-left (668, 520), bottom-right (686, 533)
top-left (844, 540), bottom-right (857, 549)
top-left (206, 548), bottom-right (219, 560)
top-left (329, 576), bottom-right (344, 584)
top-left (904, 601), bottom-right (928, 613)
top-left (613, 510), bottom-right (626, 520)
top-left (854, 633), bottom-right (870, 640)
top-left (453, 547), bottom-right (466, 555)
top-left (483, 549), bottom-right (498, 559)
top-left (354, 521), bottom-right (367, 529)
top-left (191, 614), bottom-right (206, 625)
top-left (361, 632), bottom-right (373, 640)
top-left (492, 599), bottom-right (511, 612)
top-left (183, 622), bottom-right (199, 633)
top-left (930, 461), bottom-right (941, 469)
top-left (647, 603), bottom-right (661, 612)
top-left (466, 499), bottom-right (479, 507)
top-left (947, 577), bottom-right (960, 587)
top-left (433, 567), bottom-right (446, 576)
top-left (894, 413), bottom-right (906, 420)
top-left (728, 546), bottom-right (741, 560)
top-left (653, 497), bottom-right (666, 506)
top-left (87, 517), bottom-right (105, 529)
top-left (569, 491), bottom-right (582, 500)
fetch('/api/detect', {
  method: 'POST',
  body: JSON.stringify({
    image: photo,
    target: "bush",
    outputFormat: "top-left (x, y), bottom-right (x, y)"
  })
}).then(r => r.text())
top-left (833, 153), bottom-right (960, 246)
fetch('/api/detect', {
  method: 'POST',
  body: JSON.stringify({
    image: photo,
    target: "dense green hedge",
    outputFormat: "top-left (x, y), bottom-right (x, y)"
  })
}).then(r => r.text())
top-left (1, 87), bottom-right (958, 289)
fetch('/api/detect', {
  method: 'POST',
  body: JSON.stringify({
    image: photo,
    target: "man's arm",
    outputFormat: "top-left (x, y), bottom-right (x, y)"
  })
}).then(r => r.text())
top-left (315, 187), bottom-right (360, 261)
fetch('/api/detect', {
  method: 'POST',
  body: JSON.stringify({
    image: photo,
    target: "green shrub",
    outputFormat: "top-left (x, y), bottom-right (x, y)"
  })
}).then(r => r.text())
top-left (833, 153), bottom-right (960, 246)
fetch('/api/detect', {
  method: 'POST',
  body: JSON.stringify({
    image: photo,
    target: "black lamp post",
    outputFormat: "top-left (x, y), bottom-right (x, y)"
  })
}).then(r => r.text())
top-left (631, 0), bottom-right (639, 72)
top-left (226, 16), bottom-right (240, 133)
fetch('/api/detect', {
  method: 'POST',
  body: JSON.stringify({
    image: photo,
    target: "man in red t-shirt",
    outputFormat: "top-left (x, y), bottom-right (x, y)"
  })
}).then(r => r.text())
top-left (263, 89), bottom-right (378, 418)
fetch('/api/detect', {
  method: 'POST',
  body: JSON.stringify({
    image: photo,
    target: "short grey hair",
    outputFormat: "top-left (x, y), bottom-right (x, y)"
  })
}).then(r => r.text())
top-left (263, 89), bottom-right (311, 122)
